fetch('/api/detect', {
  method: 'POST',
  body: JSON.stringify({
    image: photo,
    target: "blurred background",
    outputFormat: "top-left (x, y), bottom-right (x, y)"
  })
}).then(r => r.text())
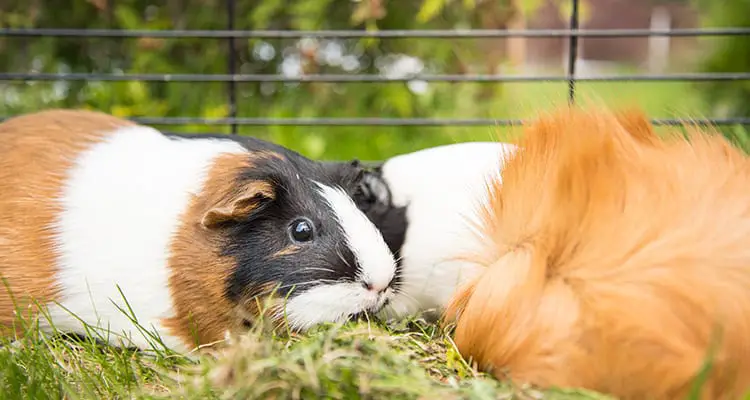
top-left (0, 0), bottom-right (748, 161)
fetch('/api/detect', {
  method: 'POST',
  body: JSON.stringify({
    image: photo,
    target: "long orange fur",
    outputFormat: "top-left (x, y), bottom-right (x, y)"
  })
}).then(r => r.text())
top-left (444, 106), bottom-right (750, 399)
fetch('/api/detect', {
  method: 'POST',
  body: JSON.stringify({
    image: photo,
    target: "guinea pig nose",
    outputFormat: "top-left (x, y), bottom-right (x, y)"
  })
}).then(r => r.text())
top-left (362, 281), bottom-right (388, 294)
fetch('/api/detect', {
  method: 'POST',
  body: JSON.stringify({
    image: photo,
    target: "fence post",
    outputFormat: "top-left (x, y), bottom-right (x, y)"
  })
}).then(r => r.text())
top-left (567, 0), bottom-right (580, 105)
top-left (226, 0), bottom-right (238, 134)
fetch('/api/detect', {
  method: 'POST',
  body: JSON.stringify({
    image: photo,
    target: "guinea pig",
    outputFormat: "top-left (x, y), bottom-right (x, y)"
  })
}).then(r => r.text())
top-left (346, 141), bottom-right (517, 320)
top-left (444, 107), bottom-right (750, 399)
top-left (0, 109), bottom-right (397, 353)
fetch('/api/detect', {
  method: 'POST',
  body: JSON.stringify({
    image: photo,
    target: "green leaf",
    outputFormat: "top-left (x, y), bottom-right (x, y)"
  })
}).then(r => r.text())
top-left (113, 5), bottom-right (141, 30)
top-left (249, 0), bottom-right (284, 29)
top-left (302, 133), bottom-right (327, 159)
top-left (416, 0), bottom-right (448, 23)
top-left (290, 0), bottom-right (335, 30)
top-left (202, 104), bottom-right (229, 119)
top-left (111, 105), bottom-right (132, 118)
top-left (126, 81), bottom-right (147, 103)
top-left (383, 84), bottom-right (414, 117)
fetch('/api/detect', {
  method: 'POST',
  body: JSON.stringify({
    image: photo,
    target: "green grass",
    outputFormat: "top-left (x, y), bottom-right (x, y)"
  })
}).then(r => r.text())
top-left (0, 314), bottom-right (618, 400)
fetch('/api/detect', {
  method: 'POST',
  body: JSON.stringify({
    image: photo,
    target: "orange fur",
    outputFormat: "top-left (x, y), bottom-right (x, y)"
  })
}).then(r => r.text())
top-left (444, 107), bottom-right (750, 399)
top-left (0, 110), bottom-right (133, 333)
top-left (164, 153), bottom-right (262, 348)
top-left (0, 109), bottom-right (291, 348)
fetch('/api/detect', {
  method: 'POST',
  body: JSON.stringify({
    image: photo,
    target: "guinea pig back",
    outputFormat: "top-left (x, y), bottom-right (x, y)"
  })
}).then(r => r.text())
top-left (445, 107), bottom-right (750, 399)
top-left (0, 109), bottom-right (397, 353)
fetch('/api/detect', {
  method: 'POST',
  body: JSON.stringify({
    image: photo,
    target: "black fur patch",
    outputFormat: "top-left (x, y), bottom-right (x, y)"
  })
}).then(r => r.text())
top-left (168, 133), bottom-right (371, 303)
top-left (347, 162), bottom-right (409, 289)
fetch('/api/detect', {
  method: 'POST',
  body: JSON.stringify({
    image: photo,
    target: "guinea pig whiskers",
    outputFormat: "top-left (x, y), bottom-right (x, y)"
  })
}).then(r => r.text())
top-left (335, 246), bottom-right (356, 272)
top-left (393, 268), bottom-right (424, 281)
top-left (390, 271), bottom-right (420, 290)
top-left (389, 289), bottom-right (420, 309)
top-left (272, 278), bottom-right (341, 293)
top-left (282, 266), bottom-right (338, 277)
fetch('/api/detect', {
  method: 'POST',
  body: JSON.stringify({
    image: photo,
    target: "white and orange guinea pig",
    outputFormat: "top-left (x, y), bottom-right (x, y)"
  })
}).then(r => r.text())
top-left (347, 141), bottom-right (517, 320)
top-left (0, 109), bottom-right (398, 353)
top-left (443, 107), bottom-right (750, 399)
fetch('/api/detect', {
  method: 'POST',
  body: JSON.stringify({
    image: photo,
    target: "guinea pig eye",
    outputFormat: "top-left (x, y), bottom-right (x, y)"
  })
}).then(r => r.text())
top-left (289, 218), bottom-right (315, 243)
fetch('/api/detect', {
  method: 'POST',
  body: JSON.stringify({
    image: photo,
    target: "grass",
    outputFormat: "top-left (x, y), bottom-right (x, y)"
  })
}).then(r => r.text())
top-left (0, 313), bottom-right (618, 400)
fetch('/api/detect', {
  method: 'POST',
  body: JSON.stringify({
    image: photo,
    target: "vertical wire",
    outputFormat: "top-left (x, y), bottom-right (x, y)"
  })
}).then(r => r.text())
top-left (567, 0), bottom-right (580, 104)
top-left (226, 0), bottom-right (238, 134)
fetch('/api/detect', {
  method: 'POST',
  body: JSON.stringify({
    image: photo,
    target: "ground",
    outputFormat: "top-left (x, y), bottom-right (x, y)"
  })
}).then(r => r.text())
top-left (0, 314), bottom-right (618, 400)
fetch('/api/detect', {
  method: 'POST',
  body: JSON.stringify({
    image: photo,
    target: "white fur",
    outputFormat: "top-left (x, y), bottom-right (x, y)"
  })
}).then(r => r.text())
top-left (283, 283), bottom-right (395, 330)
top-left (278, 182), bottom-right (397, 329)
top-left (377, 141), bottom-right (517, 319)
top-left (315, 182), bottom-right (396, 291)
top-left (46, 126), bottom-right (247, 352)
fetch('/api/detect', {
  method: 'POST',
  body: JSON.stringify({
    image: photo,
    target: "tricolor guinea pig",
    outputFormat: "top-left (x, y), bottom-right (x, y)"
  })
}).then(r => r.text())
top-left (346, 141), bottom-right (517, 320)
top-left (0, 109), bottom-right (397, 353)
top-left (445, 107), bottom-right (750, 399)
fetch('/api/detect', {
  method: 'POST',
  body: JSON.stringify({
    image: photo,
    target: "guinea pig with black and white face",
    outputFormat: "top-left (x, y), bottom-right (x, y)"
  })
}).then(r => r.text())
top-left (0, 109), bottom-right (397, 353)
top-left (348, 142), bottom-right (517, 320)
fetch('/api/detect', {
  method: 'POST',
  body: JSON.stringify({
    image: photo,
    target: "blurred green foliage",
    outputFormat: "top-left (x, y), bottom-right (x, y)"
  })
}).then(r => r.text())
top-left (0, 0), bottom-right (522, 160)
top-left (0, 0), bottom-right (745, 160)
top-left (692, 0), bottom-right (750, 152)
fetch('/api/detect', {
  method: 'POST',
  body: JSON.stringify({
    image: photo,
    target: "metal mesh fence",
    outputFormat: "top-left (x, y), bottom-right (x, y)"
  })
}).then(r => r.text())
top-left (1, 0), bottom-right (749, 132)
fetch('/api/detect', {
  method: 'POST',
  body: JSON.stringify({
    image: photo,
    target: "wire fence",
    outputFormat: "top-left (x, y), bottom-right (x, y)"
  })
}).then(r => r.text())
top-left (1, 0), bottom-right (749, 132)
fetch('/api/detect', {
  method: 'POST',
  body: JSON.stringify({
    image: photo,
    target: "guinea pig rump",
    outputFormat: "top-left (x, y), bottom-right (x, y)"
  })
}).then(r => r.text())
top-left (0, 110), bottom-right (139, 338)
top-left (444, 107), bottom-right (750, 399)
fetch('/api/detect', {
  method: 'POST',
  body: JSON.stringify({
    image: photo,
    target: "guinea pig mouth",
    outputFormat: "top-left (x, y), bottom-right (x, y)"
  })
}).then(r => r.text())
top-left (347, 298), bottom-right (390, 323)
top-left (346, 312), bottom-right (369, 323)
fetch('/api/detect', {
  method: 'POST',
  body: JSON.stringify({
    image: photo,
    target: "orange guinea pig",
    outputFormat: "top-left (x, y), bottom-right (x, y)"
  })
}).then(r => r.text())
top-left (444, 107), bottom-right (750, 400)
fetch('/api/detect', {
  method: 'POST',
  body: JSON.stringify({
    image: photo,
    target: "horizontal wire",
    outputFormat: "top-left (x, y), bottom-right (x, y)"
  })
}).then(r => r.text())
top-left (1, 27), bottom-right (749, 38)
top-left (1, 72), bottom-right (749, 82)
top-left (1, 116), bottom-right (745, 126)
top-left (1, 28), bottom-right (747, 129)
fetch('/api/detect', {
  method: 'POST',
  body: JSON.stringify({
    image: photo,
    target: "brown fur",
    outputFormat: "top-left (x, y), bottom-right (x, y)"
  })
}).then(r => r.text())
top-left (444, 107), bottom-right (750, 399)
top-left (271, 245), bottom-right (301, 258)
top-left (164, 153), bottom-right (279, 348)
top-left (0, 109), bottom-right (134, 334)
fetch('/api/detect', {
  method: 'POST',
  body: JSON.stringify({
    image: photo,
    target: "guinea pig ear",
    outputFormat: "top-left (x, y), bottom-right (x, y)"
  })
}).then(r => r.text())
top-left (201, 180), bottom-right (276, 229)
top-left (354, 170), bottom-right (392, 208)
